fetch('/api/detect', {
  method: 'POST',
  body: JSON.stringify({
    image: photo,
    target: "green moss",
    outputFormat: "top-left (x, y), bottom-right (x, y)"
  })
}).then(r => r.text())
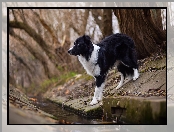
top-left (103, 97), bottom-right (166, 124)
top-left (58, 72), bottom-right (77, 84)
top-left (36, 71), bottom-right (77, 94)
top-left (140, 102), bottom-right (154, 124)
top-left (77, 73), bottom-right (93, 81)
top-left (153, 101), bottom-right (167, 124)
top-left (25, 64), bottom-right (93, 95)
top-left (85, 107), bottom-right (103, 118)
top-left (57, 65), bottom-right (64, 71)
top-left (124, 99), bottom-right (160, 124)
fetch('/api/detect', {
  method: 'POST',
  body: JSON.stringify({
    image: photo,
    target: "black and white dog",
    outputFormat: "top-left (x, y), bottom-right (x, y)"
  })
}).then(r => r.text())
top-left (68, 33), bottom-right (139, 105)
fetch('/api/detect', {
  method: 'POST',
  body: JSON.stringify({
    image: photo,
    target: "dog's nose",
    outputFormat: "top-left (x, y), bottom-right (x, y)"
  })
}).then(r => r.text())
top-left (68, 49), bottom-right (71, 54)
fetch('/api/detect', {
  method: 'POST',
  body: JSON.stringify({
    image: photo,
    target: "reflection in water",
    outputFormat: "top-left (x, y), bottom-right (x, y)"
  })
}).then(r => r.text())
top-left (33, 97), bottom-right (92, 124)
top-left (32, 97), bottom-right (124, 124)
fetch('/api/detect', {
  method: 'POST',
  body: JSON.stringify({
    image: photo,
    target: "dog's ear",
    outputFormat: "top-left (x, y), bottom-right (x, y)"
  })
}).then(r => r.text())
top-left (83, 35), bottom-right (91, 43)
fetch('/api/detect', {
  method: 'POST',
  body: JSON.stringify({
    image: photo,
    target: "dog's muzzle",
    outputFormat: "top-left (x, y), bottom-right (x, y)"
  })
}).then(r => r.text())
top-left (68, 49), bottom-right (72, 55)
top-left (68, 47), bottom-right (73, 55)
top-left (68, 47), bottom-right (79, 56)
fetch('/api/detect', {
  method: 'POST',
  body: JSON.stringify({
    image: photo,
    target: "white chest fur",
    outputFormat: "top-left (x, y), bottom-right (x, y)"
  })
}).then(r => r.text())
top-left (78, 44), bottom-right (100, 77)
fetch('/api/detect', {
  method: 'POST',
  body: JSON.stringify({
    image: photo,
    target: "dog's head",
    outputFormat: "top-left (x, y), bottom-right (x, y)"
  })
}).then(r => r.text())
top-left (68, 35), bottom-right (92, 56)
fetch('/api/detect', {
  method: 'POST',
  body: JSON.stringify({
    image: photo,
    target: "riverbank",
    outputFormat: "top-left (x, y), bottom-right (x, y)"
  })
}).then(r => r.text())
top-left (44, 52), bottom-right (166, 124)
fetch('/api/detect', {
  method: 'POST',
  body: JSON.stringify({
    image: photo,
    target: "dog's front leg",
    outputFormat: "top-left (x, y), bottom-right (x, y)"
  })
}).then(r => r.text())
top-left (90, 87), bottom-right (100, 105)
top-left (90, 75), bottom-right (106, 105)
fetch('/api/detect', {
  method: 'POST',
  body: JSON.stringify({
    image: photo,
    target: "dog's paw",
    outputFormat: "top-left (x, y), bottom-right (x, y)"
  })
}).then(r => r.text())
top-left (89, 98), bottom-right (98, 105)
top-left (133, 73), bottom-right (139, 80)
top-left (133, 69), bottom-right (139, 80)
top-left (96, 94), bottom-right (103, 101)
top-left (96, 97), bottom-right (102, 102)
top-left (133, 76), bottom-right (137, 80)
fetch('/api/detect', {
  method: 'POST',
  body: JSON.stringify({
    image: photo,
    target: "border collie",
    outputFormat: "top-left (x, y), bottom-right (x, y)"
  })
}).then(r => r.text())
top-left (68, 33), bottom-right (139, 105)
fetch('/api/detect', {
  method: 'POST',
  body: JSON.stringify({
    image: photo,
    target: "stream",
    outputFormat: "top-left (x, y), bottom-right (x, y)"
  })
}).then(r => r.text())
top-left (32, 97), bottom-right (91, 124)
top-left (31, 96), bottom-right (124, 124)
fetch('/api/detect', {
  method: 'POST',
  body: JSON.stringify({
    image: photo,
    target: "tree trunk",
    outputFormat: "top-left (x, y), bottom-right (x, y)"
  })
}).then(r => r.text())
top-left (102, 9), bottom-right (113, 38)
top-left (113, 9), bottom-right (166, 59)
top-left (91, 9), bottom-right (113, 38)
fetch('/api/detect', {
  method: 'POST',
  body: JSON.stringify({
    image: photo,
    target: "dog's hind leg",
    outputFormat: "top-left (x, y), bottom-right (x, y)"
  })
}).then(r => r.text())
top-left (129, 49), bottom-right (139, 80)
top-left (121, 57), bottom-right (139, 81)
top-left (116, 73), bottom-right (134, 89)
top-left (116, 73), bottom-right (124, 89)
top-left (121, 60), bottom-right (139, 80)
top-left (133, 68), bottom-right (139, 80)
top-left (124, 75), bottom-right (133, 84)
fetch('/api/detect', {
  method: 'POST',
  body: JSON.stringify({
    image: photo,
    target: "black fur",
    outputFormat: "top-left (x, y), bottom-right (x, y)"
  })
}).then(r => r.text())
top-left (96, 33), bottom-right (138, 78)
top-left (68, 35), bottom-right (94, 61)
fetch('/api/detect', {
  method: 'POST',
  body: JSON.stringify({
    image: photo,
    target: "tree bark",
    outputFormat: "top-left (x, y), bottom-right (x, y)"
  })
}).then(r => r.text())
top-left (113, 9), bottom-right (166, 59)
top-left (32, 9), bottom-right (61, 47)
top-left (9, 50), bottom-right (32, 72)
top-left (10, 32), bottom-right (60, 78)
top-left (70, 9), bottom-right (89, 36)
top-left (91, 9), bottom-right (103, 31)
top-left (9, 21), bottom-right (62, 65)
top-left (102, 9), bottom-right (113, 38)
top-left (91, 9), bottom-right (113, 38)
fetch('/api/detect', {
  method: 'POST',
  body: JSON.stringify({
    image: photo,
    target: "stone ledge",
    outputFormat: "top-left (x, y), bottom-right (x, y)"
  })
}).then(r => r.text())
top-left (102, 96), bottom-right (166, 124)
top-left (47, 96), bottom-right (103, 118)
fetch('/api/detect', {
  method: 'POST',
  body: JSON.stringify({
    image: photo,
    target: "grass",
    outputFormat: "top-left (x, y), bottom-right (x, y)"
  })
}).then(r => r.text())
top-left (38, 71), bottom-right (95, 94)
top-left (76, 73), bottom-right (93, 81)
top-left (26, 64), bottom-right (94, 95)
top-left (24, 71), bottom-right (78, 95)
top-left (39, 71), bottom-right (77, 94)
